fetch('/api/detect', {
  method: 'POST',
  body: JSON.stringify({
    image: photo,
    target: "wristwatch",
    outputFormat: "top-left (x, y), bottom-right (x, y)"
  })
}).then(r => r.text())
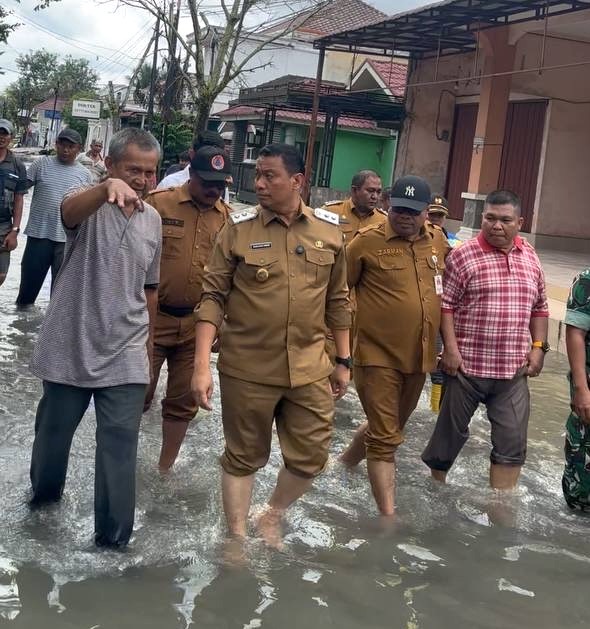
top-left (532, 341), bottom-right (550, 353)
top-left (335, 355), bottom-right (353, 369)
top-left (11, 227), bottom-right (20, 234)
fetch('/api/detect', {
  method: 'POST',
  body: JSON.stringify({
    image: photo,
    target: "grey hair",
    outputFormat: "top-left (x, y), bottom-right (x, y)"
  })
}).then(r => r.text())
top-left (108, 128), bottom-right (161, 162)
top-left (351, 170), bottom-right (380, 189)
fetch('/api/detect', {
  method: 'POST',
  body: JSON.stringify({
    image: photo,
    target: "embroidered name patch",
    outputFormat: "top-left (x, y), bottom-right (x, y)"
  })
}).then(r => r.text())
top-left (250, 242), bottom-right (272, 249)
top-left (162, 218), bottom-right (184, 227)
top-left (377, 248), bottom-right (404, 256)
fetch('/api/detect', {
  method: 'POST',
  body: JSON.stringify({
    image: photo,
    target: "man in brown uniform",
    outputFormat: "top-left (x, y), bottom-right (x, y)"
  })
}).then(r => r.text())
top-left (191, 143), bottom-right (351, 547)
top-left (343, 175), bottom-right (450, 515)
top-left (144, 146), bottom-right (232, 471)
top-left (324, 170), bottom-right (385, 243)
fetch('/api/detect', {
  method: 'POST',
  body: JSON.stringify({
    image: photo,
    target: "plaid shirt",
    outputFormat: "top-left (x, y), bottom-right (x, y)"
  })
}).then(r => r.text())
top-left (442, 233), bottom-right (548, 379)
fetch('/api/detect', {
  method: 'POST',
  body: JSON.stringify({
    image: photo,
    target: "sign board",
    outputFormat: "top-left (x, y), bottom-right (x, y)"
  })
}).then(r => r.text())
top-left (44, 110), bottom-right (61, 120)
top-left (72, 99), bottom-right (101, 119)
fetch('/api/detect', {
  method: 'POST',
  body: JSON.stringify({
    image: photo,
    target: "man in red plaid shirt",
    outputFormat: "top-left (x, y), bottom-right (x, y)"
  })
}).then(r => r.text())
top-left (421, 190), bottom-right (549, 489)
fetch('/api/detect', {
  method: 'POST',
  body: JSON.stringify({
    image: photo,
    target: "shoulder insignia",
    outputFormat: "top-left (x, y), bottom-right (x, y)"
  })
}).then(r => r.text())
top-left (229, 208), bottom-right (258, 225)
top-left (357, 224), bottom-right (381, 235)
top-left (324, 200), bottom-right (343, 207)
top-left (377, 208), bottom-right (387, 216)
top-left (314, 207), bottom-right (339, 225)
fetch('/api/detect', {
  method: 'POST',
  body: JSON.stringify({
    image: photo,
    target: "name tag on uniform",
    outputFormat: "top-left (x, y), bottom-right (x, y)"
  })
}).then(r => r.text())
top-left (434, 274), bottom-right (443, 296)
top-left (162, 218), bottom-right (184, 227)
top-left (250, 242), bottom-right (272, 249)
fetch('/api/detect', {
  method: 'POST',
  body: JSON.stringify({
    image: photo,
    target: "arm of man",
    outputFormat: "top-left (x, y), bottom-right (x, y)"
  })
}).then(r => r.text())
top-left (192, 223), bottom-right (236, 410)
top-left (61, 178), bottom-right (143, 229)
top-left (327, 235), bottom-right (352, 400)
top-left (2, 193), bottom-right (23, 251)
top-left (526, 264), bottom-right (550, 377)
top-left (566, 326), bottom-right (590, 423)
top-left (439, 250), bottom-right (466, 376)
top-left (145, 286), bottom-right (158, 379)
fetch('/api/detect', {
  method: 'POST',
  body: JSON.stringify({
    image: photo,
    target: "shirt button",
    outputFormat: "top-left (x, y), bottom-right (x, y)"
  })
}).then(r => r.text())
top-left (290, 273), bottom-right (295, 278)
top-left (289, 250), bottom-right (294, 254)
top-left (291, 297), bottom-right (296, 301)
top-left (192, 262), bottom-right (197, 266)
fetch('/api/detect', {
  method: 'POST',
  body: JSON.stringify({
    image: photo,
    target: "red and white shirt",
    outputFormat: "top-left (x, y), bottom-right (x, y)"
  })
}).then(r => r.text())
top-left (442, 233), bottom-right (548, 379)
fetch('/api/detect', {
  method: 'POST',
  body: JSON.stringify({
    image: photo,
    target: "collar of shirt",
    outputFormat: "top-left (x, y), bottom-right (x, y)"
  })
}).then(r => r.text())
top-left (351, 205), bottom-right (375, 219)
top-left (384, 218), bottom-right (433, 242)
top-left (259, 200), bottom-right (312, 226)
top-left (477, 231), bottom-right (524, 253)
top-left (176, 182), bottom-right (225, 214)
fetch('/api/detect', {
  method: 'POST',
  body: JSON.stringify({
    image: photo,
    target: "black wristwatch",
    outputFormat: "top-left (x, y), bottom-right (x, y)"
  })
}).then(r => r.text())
top-left (335, 355), bottom-right (353, 369)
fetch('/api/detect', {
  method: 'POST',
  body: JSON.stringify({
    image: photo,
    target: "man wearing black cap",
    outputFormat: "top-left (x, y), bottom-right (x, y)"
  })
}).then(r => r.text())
top-left (340, 175), bottom-right (450, 515)
top-left (144, 145), bottom-right (233, 470)
top-left (0, 119), bottom-right (28, 288)
top-left (16, 127), bottom-right (92, 306)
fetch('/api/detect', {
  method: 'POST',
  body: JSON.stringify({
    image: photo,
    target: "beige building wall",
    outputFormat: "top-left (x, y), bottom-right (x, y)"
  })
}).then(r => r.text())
top-left (396, 26), bottom-right (590, 240)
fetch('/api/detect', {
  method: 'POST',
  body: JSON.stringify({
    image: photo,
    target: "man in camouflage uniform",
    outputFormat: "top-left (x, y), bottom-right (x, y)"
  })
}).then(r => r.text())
top-left (562, 268), bottom-right (590, 509)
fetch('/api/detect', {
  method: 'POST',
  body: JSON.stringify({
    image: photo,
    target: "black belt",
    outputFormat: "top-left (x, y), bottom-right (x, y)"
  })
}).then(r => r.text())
top-left (159, 304), bottom-right (195, 318)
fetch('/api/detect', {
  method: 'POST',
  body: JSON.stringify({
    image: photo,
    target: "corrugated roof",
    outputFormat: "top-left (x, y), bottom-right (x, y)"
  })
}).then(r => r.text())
top-left (315, 0), bottom-right (590, 57)
top-left (34, 98), bottom-right (67, 112)
top-left (216, 105), bottom-right (377, 130)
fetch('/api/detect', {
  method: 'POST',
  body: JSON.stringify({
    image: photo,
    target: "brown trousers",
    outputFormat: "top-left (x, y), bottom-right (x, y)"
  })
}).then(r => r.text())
top-left (145, 311), bottom-right (198, 423)
top-left (355, 366), bottom-right (426, 462)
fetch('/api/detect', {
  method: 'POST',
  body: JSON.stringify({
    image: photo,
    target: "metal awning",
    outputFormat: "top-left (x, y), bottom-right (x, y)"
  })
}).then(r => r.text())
top-left (314, 0), bottom-right (590, 58)
top-left (234, 77), bottom-right (405, 127)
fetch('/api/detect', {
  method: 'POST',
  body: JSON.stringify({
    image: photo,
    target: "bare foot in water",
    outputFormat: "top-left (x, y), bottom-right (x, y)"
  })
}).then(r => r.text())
top-left (255, 507), bottom-right (285, 550)
top-left (221, 534), bottom-right (249, 568)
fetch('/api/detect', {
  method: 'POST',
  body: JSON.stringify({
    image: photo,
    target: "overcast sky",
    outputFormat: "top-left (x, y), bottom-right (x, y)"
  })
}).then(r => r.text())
top-left (0, 0), bottom-right (430, 92)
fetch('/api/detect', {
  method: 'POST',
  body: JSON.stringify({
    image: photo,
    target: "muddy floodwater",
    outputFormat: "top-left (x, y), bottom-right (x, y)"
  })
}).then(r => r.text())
top-left (0, 204), bottom-right (586, 629)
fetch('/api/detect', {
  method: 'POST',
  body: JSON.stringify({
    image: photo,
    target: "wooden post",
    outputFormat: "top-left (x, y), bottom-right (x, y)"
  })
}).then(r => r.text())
top-left (303, 47), bottom-right (325, 204)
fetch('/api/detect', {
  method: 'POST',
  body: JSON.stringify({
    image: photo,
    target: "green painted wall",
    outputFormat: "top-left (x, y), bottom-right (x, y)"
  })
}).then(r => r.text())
top-left (330, 131), bottom-right (397, 191)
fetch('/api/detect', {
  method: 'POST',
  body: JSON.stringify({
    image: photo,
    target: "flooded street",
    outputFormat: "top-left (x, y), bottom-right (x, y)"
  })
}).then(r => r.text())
top-left (0, 207), bottom-right (585, 629)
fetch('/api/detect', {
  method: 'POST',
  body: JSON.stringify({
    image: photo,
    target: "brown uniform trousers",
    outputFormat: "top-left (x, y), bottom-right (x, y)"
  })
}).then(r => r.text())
top-left (347, 220), bottom-right (450, 461)
top-left (196, 201), bottom-right (351, 478)
top-left (144, 184), bottom-right (230, 423)
top-left (322, 197), bottom-right (385, 361)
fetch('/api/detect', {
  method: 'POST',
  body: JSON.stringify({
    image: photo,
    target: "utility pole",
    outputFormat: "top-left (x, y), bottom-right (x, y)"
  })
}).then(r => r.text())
top-left (46, 81), bottom-right (60, 148)
top-left (146, 14), bottom-right (160, 131)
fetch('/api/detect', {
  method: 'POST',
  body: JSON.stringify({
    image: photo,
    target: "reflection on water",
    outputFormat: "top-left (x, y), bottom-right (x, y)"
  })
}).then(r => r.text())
top-left (0, 214), bottom-right (587, 628)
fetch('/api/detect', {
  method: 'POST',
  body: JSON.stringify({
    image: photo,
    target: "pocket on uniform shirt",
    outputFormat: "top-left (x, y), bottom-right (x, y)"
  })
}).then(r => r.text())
top-left (162, 224), bottom-right (185, 258)
top-left (378, 255), bottom-right (407, 271)
top-left (305, 248), bottom-right (335, 286)
top-left (242, 250), bottom-right (279, 286)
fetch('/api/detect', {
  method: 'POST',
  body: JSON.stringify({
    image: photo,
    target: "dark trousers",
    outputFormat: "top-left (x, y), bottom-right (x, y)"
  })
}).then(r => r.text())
top-left (421, 372), bottom-right (530, 472)
top-left (16, 236), bottom-right (65, 306)
top-left (30, 381), bottom-right (147, 547)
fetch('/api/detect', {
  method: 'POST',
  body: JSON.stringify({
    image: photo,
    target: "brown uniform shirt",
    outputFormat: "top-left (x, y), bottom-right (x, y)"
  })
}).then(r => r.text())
top-left (347, 220), bottom-right (451, 374)
top-left (145, 184), bottom-right (231, 308)
top-left (196, 201), bottom-right (351, 388)
top-left (324, 197), bottom-right (386, 245)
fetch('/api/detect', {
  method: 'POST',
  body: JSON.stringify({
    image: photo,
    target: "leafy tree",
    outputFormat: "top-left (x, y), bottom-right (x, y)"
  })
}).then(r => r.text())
top-left (3, 50), bottom-right (99, 135)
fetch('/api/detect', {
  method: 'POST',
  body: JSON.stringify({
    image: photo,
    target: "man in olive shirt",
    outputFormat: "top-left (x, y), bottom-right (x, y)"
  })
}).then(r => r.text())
top-left (192, 143), bottom-right (351, 547)
top-left (144, 146), bottom-right (232, 471)
top-left (324, 170), bottom-right (385, 244)
top-left (343, 175), bottom-right (450, 515)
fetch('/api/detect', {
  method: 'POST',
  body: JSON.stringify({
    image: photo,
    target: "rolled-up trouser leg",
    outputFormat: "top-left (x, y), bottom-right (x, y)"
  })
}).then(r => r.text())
top-left (30, 381), bottom-right (92, 502)
top-left (421, 372), bottom-right (484, 472)
top-left (93, 383), bottom-right (146, 547)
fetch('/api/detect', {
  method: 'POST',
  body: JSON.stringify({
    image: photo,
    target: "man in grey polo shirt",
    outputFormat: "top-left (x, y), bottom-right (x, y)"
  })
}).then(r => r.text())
top-left (17, 127), bottom-right (92, 307)
top-left (29, 128), bottom-right (162, 548)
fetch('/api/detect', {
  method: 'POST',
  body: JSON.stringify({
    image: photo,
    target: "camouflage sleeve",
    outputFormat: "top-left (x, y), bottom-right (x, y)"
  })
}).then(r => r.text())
top-left (565, 268), bottom-right (590, 331)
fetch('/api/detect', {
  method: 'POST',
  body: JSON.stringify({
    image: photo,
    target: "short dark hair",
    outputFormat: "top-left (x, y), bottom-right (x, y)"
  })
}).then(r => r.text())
top-left (258, 143), bottom-right (305, 176)
top-left (179, 150), bottom-right (190, 161)
top-left (192, 130), bottom-right (225, 151)
top-left (485, 189), bottom-right (521, 214)
top-left (108, 128), bottom-right (160, 162)
top-left (351, 170), bottom-right (380, 189)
